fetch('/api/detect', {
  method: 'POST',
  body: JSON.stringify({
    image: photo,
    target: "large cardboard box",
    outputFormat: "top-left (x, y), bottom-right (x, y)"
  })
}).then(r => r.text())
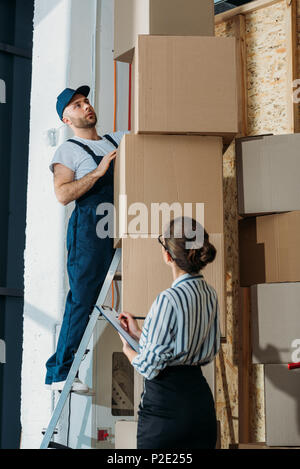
top-left (236, 134), bottom-right (300, 216)
top-left (131, 35), bottom-right (238, 137)
top-left (239, 211), bottom-right (300, 286)
top-left (251, 283), bottom-right (300, 364)
top-left (122, 235), bottom-right (226, 337)
top-left (115, 420), bottom-right (137, 449)
top-left (114, 134), bottom-right (224, 242)
top-left (264, 364), bottom-right (300, 447)
top-left (114, 0), bottom-right (215, 63)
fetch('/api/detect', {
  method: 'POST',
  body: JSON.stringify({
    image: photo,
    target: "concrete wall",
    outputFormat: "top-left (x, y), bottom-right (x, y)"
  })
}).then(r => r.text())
top-left (21, 0), bottom-right (129, 449)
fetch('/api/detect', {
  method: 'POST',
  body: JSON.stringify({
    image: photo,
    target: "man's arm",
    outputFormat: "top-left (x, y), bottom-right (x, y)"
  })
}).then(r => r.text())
top-left (53, 149), bottom-right (117, 205)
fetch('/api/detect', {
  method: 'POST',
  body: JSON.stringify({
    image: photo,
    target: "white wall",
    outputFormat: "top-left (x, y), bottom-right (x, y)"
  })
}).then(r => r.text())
top-left (21, 0), bottom-right (95, 449)
top-left (21, 0), bottom-right (130, 449)
top-left (21, 0), bottom-right (70, 449)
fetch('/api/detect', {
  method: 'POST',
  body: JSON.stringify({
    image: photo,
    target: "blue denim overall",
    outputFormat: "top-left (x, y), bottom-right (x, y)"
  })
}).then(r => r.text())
top-left (45, 135), bottom-right (118, 384)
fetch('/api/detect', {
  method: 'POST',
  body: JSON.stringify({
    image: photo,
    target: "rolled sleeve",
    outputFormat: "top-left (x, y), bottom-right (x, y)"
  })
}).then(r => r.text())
top-left (131, 293), bottom-right (177, 380)
top-left (49, 144), bottom-right (77, 174)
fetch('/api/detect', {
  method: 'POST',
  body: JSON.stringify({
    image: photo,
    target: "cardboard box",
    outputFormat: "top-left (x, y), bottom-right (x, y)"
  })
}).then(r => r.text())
top-left (114, 134), bottom-right (224, 242)
top-left (239, 212), bottom-right (300, 286)
top-left (265, 364), bottom-right (300, 447)
top-left (251, 283), bottom-right (300, 364)
top-left (236, 134), bottom-right (300, 216)
top-left (122, 234), bottom-right (226, 337)
top-left (115, 420), bottom-right (137, 449)
top-left (114, 0), bottom-right (215, 63)
top-left (131, 35), bottom-right (238, 137)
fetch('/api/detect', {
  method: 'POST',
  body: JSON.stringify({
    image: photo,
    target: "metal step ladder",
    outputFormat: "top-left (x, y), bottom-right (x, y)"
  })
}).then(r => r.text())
top-left (40, 248), bottom-right (122, 449)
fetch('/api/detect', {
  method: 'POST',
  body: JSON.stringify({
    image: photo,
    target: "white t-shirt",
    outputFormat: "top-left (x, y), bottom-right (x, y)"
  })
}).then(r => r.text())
top-left (49, 131), bottom-right (128, 181)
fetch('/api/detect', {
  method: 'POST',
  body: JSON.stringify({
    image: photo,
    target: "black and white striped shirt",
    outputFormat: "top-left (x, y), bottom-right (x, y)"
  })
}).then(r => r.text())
top-left (131, 273), bottom-right (221, 380)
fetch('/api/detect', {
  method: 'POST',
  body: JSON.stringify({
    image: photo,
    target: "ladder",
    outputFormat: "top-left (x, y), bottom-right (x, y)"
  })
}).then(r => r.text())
top-left (40, 248), bottom-right (122, 449)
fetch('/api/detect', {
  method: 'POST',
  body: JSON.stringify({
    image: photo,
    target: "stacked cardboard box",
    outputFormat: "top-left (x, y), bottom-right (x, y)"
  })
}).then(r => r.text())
top-left (239, 211), bottom-right (300, 286)
top-left (251, 283), bottom-right (300, 365)
top-left (114, 9), bottom-right (238, 333)
top-left (113, 1), bottom-right (238, 448)
top-left (236, 134), bottom-right (300, 216)
top-left (121, 235), bottom-right (226, 336)
top-left (130, 35), bottom-right (238, 137)
top-left (237, 134), bottom-right (300, 447)
top-left (114, 134), bottom-right (227, 335)
top-left (114, 0), bottom-right (215, 63)
top-left (264, 365), bottom-right (300, 447)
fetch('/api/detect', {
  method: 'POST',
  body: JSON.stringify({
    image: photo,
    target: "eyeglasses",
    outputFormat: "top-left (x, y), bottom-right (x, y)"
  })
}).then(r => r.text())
top-left (158, 235), bottom-right (175, 261)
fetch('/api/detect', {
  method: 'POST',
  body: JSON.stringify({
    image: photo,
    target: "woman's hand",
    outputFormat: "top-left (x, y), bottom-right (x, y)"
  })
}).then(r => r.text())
top-left (118, 311), bottom-right (142, 341)
top-left (118, 332), bottom-right (131, 351)
top-left (118, 332), bottom-right (138, 364)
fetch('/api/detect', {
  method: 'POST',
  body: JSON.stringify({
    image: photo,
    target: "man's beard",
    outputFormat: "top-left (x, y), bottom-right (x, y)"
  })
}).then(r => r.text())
top-left (72, 114), bottom-right (98, 129)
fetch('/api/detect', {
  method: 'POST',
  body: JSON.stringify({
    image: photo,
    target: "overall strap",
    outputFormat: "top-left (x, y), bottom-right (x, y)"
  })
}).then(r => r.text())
top-left (103, 134), bottom-right (119, 149)
top-left (68, 139), bottom-right (99, 165)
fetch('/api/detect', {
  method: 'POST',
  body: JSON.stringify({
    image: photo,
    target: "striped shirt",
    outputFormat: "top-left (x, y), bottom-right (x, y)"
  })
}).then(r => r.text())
top-left (131, 273), bottom-right (221, 380)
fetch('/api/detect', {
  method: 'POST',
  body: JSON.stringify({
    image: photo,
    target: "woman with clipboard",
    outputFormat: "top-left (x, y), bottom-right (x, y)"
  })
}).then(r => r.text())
top-left (118, 217), bottom-right (221, 450)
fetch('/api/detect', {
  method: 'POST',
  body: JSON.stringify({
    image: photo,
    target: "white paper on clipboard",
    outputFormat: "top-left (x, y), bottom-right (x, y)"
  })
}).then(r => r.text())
top-left (98, 305), bottom-right (140, 353)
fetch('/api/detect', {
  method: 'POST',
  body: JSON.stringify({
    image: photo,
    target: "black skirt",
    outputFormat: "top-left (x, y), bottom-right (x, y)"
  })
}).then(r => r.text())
top-left (137, 365), bottom-right (217, 449)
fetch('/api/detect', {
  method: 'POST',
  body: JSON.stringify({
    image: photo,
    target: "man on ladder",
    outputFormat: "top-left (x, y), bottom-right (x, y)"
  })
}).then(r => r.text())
top-left (45, 85), bottom-right (126, 392)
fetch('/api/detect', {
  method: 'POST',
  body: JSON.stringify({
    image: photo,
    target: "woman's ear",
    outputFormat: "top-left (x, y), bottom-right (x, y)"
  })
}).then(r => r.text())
top-left (162, 247), bottom-right (168, 265)
top-left (162, 247), bottom-right (173, 265)
top-left (167, 252), bottom-right (173, 265)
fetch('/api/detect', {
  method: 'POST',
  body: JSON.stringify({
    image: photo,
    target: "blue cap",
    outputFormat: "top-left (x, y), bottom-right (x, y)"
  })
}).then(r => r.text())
top-left (56, 85), bottom-right (90, 121)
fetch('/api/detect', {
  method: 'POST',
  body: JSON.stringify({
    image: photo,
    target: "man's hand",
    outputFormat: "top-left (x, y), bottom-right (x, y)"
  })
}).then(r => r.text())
top-left (95, 150), bottom-right (117, 178)
top-left (53, 150), bottom-right (117, 206)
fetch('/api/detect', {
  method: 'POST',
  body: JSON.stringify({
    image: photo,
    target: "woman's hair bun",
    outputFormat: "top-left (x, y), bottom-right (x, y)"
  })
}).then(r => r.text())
top-left (164, 217), bottom-right (217, 275)
top-left (187, 238), bottom-right (216, 272)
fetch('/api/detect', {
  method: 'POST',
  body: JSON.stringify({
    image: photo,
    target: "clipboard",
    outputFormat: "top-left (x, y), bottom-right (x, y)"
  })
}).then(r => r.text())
top-left (96, 305), bottom-right (140, 353)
